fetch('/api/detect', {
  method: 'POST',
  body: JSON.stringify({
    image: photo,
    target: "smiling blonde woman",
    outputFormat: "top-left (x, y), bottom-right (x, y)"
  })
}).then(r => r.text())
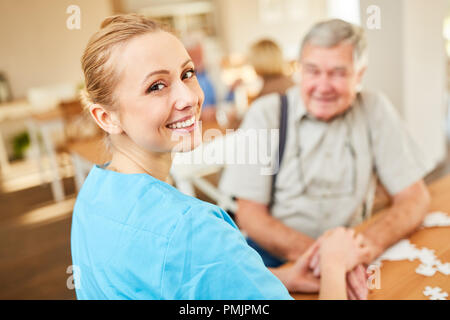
top-left (70, 14), bottom-right (365, 300)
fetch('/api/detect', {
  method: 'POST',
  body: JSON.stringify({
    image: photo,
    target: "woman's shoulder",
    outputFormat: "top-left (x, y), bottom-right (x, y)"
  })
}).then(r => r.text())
top-left (161, 194), bottom-right (291, 299)
top-left (75, 164), bottom-right (231, 236)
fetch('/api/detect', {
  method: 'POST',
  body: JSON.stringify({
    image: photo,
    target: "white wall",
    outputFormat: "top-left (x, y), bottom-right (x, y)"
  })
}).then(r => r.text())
top-left (360, 0), bottom-right (448, 170)
top-left (326, 0), bottom-right (361, 25)
top-left (402, 0), bottom-right (448, 170)
top-left (0, 0), bottom-right (113, 157)
top-left (360, 0), bottom-right (404, 114)
top-left (0, 0), bottom-right (113, 99)
top-left (215, 0), bottom-right (327, 59)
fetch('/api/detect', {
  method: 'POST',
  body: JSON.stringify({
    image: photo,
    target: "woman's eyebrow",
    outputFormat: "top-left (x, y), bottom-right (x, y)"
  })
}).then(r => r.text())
top-left (141, 59), bottom-right (193, 86)
top-left (181, 59), bottom-right (193, 68)
top-left (142, 69), bottom-right (169, 86)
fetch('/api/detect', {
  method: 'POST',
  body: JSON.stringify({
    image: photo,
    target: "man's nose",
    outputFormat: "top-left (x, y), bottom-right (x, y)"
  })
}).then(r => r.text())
top-left (315, 73), bottom-right (334, 93)
top-left (172, 80), bottom-right (198, 111)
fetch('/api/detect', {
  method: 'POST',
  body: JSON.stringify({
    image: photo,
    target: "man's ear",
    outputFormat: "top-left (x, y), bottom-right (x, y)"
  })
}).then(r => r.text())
top-left (356, 66), bottom-right (367, 85)
top-left (89, 104), bottom-right (123, 135)
top-left (355, 66), bottom-right (367, 92)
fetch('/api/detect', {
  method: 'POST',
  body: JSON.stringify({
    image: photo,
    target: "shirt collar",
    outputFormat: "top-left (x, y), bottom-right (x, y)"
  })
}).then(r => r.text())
top-left (288, 86), bottom-right (309, 122)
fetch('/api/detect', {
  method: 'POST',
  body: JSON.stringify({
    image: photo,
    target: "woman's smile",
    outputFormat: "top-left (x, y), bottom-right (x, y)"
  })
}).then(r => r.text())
top-left (166, 114), bottom-right (198, 132)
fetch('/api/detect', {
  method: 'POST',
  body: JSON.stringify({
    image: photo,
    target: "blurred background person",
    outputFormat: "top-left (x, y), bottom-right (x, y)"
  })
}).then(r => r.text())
top-left (183, 34), bottom-right (236, 122)
top-left (248, 39), bottom-right (295, 100)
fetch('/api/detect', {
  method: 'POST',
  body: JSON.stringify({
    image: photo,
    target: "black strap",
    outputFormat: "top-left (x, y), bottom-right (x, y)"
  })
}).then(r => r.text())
top-left (268, 94), bottom-right (288, 209)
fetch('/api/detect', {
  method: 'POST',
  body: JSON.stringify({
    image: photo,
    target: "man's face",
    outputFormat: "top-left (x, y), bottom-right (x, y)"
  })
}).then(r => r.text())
top-left (300, 42), bottom-right (365, 122)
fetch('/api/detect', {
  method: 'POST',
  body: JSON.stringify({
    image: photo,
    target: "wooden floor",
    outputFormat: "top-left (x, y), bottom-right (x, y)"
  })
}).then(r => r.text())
top-left (0, 140), bottom-right (449, 300)
top-left (0, 178), bottom-right (76, 299)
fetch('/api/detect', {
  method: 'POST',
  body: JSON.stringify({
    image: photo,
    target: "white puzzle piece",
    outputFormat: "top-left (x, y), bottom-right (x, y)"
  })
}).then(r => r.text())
top-left (416, 264), bottom-right (436, 276)
top-left (374, 240), bottom-right (419, 263)
top-left (423, 286), bottom-right (448, 300)
top-left (422, 211), bottom-right (450, 228)
top-left (436, 262), bottom-right (450, 276)
top-left (374, 240), bottom-right (449, 276)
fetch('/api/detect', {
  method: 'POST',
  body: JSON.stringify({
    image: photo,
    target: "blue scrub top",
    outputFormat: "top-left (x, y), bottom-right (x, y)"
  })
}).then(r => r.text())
top-left (70, 165), bottom-right (292, 300)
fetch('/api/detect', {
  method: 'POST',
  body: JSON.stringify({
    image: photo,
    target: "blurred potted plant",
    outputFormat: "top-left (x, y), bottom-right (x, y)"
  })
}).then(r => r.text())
top-left (12, 131), bottom-right (30, 161)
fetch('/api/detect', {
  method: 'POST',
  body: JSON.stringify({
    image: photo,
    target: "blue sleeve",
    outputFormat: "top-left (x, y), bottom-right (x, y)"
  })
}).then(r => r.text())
top-left (161, 204), bottom-right (293, 300)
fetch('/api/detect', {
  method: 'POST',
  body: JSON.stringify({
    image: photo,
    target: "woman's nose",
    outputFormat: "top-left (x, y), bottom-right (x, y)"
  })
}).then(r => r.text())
top-left (172, 80), bottom-right (198, 111)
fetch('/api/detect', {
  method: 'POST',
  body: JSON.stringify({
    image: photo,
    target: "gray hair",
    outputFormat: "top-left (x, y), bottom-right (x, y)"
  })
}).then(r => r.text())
top-left (300, 19), bottom-right (368, 71)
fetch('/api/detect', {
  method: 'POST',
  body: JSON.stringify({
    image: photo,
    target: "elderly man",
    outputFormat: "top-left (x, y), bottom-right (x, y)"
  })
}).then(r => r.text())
top-left (219, 19), bottom-right (431, 284)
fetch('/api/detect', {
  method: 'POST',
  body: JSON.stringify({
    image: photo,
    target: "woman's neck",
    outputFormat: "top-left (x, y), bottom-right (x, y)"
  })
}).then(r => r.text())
top-left (107, 134), bottom-right (172, 182)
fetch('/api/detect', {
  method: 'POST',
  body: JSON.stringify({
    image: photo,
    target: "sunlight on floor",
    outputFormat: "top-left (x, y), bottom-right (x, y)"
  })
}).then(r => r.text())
top-left (15, 197), bottom-right (76, 228)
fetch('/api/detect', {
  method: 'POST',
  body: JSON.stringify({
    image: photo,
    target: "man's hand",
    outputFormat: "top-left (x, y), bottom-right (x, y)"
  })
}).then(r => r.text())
top-left (346, 264), bottom-right (369, 300)
top-left (271, 242), bottom-right (320, 293)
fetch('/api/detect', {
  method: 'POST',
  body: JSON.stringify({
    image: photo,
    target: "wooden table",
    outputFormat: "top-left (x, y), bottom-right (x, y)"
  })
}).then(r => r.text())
top-left (0, 100), bottom-right (68, 201)
top-left (26, 99), bottom-right (85, 202)
top-left (290, 174), bottom-right (450, 300)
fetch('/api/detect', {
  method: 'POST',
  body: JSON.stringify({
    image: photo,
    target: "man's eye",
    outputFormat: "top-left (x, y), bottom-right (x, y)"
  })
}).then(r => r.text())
top-left (331, 69), bottom-right (347, 77)
top-left (182, 69), bottom-right (196, 80)
top-left (147, 82), bottom-right (165, 93)
top-left (306, 68), bottom-right (319, 76)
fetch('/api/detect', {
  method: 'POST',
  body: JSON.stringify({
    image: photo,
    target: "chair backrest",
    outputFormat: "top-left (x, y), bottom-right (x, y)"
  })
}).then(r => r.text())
top-left (170, 132), bottom-right (238, 212)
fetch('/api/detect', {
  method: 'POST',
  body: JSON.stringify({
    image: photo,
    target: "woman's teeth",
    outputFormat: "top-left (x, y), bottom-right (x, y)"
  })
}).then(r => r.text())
top-left (167, 116), bottom-right (195, 129)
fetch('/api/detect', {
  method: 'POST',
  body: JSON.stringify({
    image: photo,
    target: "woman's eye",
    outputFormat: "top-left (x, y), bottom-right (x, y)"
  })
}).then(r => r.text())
top-left (147, 82), bottom-right (165, 93)
top-left (182, 69), bottom-right (196, 80)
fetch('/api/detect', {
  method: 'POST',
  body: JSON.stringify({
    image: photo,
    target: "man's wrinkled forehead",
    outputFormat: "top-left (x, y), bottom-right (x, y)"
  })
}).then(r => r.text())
top-left (300, 42), bottom-right (355, 70)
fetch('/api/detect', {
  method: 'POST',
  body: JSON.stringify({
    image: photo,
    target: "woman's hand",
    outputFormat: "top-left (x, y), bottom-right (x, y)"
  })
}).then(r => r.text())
top-left (314, 228), bottom-right (371, 300)
top-left (306, 228), bottom-right (370, 300)
top-left (319, 227), bottom-right (371, 272)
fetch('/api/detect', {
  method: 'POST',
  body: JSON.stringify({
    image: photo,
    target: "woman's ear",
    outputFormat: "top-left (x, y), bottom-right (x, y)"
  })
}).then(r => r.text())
top-left (89, 104), bottom-right (123, 135)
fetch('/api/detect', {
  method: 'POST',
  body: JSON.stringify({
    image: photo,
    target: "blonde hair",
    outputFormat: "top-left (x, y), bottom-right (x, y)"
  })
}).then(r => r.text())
top-left (248, 39), bottom-right (285, 77)
top-left (80, 14), bottom-right (168, 110)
